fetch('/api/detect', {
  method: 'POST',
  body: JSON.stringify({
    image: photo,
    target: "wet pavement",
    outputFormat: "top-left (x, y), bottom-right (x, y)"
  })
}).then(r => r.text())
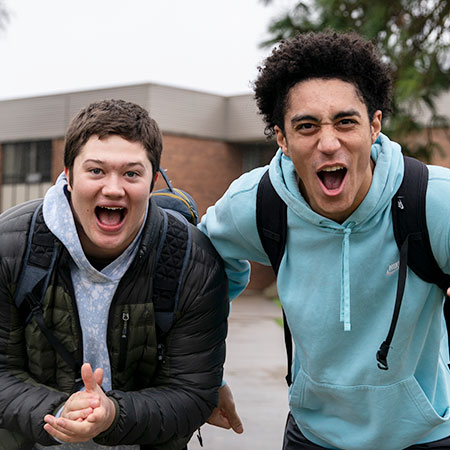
top-left (188, 293), bottom-right (289, 450)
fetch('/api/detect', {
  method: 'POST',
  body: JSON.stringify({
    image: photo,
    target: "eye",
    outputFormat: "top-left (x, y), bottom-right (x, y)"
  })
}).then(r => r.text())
top-left (90, 168), bottom-right (102, 175)
top-left (125, 171), bottom-right (138, 178)
top-left (336, 118), bottom-right (357, 129)
top-left (296, 123), bottom-right (318, 134)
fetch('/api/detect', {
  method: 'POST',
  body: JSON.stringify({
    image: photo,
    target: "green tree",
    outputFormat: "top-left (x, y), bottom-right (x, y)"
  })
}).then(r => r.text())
top-left (261, 0), bottom-right (450, 161)
top-left (0, 1), bottom-right (8, 32)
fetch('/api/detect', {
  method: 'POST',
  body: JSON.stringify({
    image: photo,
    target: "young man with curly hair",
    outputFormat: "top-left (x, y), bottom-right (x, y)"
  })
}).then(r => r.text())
top-left (201, 31), bottom-right (450, 449)
top-left (0, 99), bottom-right (229, 450)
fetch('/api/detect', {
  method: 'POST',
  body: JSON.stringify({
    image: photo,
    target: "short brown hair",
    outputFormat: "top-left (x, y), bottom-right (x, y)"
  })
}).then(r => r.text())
top-left (64, 99), bottom-right (162, 176)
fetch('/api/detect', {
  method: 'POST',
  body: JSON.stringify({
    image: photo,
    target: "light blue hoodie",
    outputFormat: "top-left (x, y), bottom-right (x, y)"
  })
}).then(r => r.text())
top-left (200, 134), bottom-right (450, 450)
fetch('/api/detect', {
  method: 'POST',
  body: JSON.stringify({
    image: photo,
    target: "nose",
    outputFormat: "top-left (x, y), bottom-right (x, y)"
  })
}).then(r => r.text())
top-left (102, 174), bottom-right (125, 198)
top-left (317, 125), bottom-right (341, 154)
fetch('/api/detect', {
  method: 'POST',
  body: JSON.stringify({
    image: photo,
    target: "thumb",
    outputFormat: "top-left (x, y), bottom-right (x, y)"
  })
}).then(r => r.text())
top-left (226, 407), bottom-right (244, 434)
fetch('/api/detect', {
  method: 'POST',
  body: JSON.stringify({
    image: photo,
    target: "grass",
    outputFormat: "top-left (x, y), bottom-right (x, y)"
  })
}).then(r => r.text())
top-left (273, 298), bottom-right (283, 327)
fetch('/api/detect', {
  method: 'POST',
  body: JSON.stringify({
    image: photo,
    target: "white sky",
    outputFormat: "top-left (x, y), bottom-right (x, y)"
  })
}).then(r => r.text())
top-left (0, 0), bottom-right (291, 100)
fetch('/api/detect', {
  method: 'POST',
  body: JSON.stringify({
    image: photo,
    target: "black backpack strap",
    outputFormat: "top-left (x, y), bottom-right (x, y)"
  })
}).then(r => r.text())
top-left (14, 203), bottom-right (59, 321)
top-left (256, 169), bottom-right (292, 385)
top-left (14, 203), bottom-right (82, 383)
top-left (393, 157), bottom-right (450, 288)
top-left (377, 156), bottom-right (450, 370)
top-left (256, 170), bottom-right (287, 273)
top-left (152, 209), bottom-right (192, 363)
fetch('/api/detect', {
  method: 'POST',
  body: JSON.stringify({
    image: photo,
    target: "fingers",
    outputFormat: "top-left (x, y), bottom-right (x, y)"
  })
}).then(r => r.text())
top-left (44, 422), bottom-right (77, 443)
top-left (85, 396), bottom-right (116, 430)
top-left (63, 406), bottom-right (94, 422)
top-left (44, 364), bottom-right (115, 443)
top-left (447, 287), bottom-right (450, 297)
top-left (44, 403), bottom-right (113, 443)
top-left (62, 390), bottom-right (101, 421)
top-left (207, 408), bottom-right (232, 429)
top-left (207, 384), bottom-right (244, 434)
top-left (207, 405), bottom-right (244, 433)
top-left (226, 408), bottom-right (244, 434)
top-left (81, 364), bottom-right (104, 397)
top-left (63, 393), bottom-right (100, 413)
top-left (93, 367), bottom-right (104, 387)
top-left (81, 363), bottom-right (96, 392)
top-left (43, 415), bottom-right (94, 443)
top-left (44, 365), bottom-right (114, 443)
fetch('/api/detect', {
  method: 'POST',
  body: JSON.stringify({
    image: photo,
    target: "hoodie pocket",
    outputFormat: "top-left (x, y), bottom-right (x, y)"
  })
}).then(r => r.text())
top-left (289, 369), bottom-right (450, 450)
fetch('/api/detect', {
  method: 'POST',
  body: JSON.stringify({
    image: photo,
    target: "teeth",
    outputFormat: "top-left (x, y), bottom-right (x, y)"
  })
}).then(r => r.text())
top-left (321, 165), bottom-right (344, 172)
top-left (101, 206), bottom-right (124, 210)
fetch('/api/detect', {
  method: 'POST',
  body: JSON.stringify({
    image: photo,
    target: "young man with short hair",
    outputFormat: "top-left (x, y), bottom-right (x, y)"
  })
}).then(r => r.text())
top-left (0, 99), bottom-right (229, 450)
top-left (201, 31), bottom-right (450, 449)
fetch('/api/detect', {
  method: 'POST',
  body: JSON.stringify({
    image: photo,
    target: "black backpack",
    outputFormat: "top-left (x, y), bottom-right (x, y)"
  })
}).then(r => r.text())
top-left (256, 156), bottom-right (450, 385)
top-left (13, 168), bottom-right (198, 389)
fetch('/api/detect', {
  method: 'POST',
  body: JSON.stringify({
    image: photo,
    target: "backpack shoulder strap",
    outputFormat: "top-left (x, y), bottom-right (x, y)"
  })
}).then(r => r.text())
top-left (152, 208), bottom-right (192, 344)
top-left (14, 202), bottom-right (59, 321)
top-left (256, 169), bottom-right (293, 385)
top-left (392, 156), bottom-right (450, 290)
top-left (377, 156), bottom-right (450, 370)
top-left (256, 169), bottom-right (287, 274)
top-left (14, 202), bottom-right (82, 381)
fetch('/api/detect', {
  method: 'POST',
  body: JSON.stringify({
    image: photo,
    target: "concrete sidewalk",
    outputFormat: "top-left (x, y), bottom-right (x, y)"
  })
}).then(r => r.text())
top-left (188, 293), bottom-right (289, 450)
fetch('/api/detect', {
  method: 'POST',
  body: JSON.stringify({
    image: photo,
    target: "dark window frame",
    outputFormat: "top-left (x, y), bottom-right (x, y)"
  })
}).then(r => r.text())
top-left (2, 140), bottom-right (52, 184)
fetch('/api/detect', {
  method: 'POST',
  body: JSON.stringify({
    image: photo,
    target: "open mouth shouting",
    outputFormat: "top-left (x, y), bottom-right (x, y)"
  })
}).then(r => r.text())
top-left (95, 206), bottom-right (127, 231)
top-left (317, 165), bottom-right (347, 195)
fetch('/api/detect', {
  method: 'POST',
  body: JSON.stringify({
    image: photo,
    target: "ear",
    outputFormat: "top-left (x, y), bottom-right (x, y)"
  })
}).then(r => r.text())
top-left (371, 110), bottom-right (382, 144)
top-left (275, 125), bottom-right (289, 157)
top-left (150, 171), bottom-right (159, 194)
top-left (64, 167), bottom-right (72, 192)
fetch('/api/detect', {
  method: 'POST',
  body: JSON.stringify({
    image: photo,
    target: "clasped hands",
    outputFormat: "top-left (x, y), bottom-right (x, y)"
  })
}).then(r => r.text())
top-left (43, 363), bottom-right (116, 443)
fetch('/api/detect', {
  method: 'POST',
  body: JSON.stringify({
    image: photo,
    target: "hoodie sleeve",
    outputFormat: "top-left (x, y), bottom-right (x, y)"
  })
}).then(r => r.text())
top-left (198, 167), bottom-right (271, 300)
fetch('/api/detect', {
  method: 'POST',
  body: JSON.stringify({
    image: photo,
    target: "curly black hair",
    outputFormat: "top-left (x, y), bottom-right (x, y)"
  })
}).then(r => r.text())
top-left (253, 31), bottom-right (393, 137)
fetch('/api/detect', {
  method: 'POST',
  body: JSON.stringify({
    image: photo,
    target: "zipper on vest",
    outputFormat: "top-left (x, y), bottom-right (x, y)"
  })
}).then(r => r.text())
top-left (118, 311), bottom-right (130, 371)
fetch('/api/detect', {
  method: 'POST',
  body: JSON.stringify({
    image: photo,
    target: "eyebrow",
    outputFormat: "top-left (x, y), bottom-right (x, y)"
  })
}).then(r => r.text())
top-left (290, 109), bottom-right (362, 125)
top-left (82, 159), bottom-right (147, 169)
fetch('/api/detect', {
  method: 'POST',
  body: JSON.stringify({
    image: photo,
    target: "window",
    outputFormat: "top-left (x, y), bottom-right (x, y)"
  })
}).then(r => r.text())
top-left (240, 141), bottom-right (278, 173)
top-left (2, 140), bottom-right (52, 184)
top-left (1, 140), bottom-right (53, 212)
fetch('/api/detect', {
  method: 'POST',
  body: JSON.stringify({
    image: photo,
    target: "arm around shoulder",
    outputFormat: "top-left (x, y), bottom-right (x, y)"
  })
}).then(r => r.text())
top-left (199, 168), bottom-right (271, 299)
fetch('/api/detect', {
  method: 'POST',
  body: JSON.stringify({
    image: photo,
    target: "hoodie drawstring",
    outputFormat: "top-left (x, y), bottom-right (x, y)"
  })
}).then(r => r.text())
top-left (340, 227), bottom-right (352, 331)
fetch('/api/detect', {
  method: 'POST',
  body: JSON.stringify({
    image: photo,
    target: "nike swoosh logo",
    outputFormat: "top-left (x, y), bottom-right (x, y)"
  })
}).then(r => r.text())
top-left (386, 261), bottom-right (400, 275)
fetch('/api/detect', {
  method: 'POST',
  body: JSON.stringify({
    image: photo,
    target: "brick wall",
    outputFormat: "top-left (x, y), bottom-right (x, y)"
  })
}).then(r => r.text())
top-left (154, 133), bottom-right (275, 291)
top-left (155, 133), bottom-right (243, 217)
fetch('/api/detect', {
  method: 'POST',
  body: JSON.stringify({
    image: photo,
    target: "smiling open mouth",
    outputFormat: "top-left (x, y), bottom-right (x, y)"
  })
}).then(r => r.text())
top-left (95, 206), bottom-right (127, 226)
top-left (318, 166), bottom-right (347, 191)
